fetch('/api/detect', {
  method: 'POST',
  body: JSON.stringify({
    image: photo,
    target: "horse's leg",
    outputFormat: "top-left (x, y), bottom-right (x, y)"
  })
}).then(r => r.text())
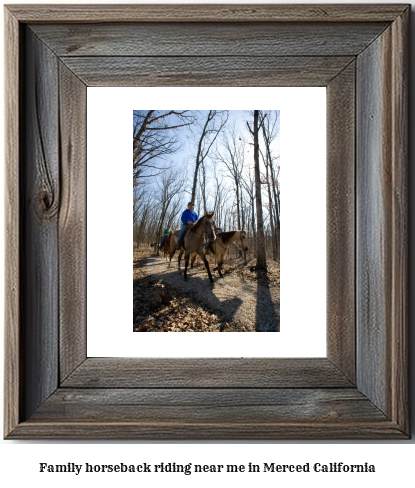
top-left (167, 246), bottom-right (176, 269)
top-left (177, 249), bottom-right (184, 274)
top-left (184, 253), bottom-right (190, 281)
top-left (190, 253), bottom-right (197, 269)
top-left (217, 255), bottom-right (224, 278)
top-left (197, 250), bottom-right (214, 283)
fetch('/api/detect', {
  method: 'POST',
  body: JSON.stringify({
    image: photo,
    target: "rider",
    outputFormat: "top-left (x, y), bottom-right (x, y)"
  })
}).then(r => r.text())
top-left (160, 226), bottom-right (172, 250)
top-left (176, 202), bottom-right (198, 250)
top-left (205, 226), bottom-right (222, 254)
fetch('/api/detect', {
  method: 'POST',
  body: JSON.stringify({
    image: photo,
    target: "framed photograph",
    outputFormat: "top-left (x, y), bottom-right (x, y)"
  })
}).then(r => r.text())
top-left (87, 87), bottom-right (326, 357)
top-left (4, 4), bottom-right (409, 439)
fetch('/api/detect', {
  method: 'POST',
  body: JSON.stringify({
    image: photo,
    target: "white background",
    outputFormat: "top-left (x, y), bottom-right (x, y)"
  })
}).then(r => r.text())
top-left (87, 87), bottom-right (326, 357)
top-left (1, 0), bottom-right (415, 486)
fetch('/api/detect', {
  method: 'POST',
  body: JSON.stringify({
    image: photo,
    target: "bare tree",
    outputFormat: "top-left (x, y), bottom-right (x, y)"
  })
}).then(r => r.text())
top-left (154, 168), bottom-right (186, 253)
top-left (247, 110), bottom-right (267, 271)
top-left (134, 193), bottom-right (156, 246)
top-left (200, 159), bottom-right (208, 213)
top-left (133, 183), bottom-right (147, 226)
top-left (216, 127), bottom-right (245, 229)
top-left (165, 199), bottom-right (181, 228)
top-left (212, 173), bottom-right (231, 229)
top-left (190, 110), bottom-right (228, 203)
top-left (242, 164), bottom-right (257, 246)
top-left (133, 109), bottom-right (279, 266)
top-left (133, 110), bottom-right (193, 181)
top-left (260, 110), bottom-right (280, 260)
top-left (263, 155), bottom-right (278, 260)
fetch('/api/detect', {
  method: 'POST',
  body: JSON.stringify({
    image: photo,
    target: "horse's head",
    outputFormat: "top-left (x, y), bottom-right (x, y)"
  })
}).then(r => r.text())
top-left (204, 211), bottom-right (216, 242)
top-left (239, 230), bottom-right (249, 252)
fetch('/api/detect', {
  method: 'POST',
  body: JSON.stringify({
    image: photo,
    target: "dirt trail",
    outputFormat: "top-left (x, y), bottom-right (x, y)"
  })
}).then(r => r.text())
top-left (134, 248), bottom-right (279, 332)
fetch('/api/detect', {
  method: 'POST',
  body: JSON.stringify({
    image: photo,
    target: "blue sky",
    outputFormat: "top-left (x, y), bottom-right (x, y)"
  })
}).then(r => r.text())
top-left (133, 109), bottom-right (280, 229)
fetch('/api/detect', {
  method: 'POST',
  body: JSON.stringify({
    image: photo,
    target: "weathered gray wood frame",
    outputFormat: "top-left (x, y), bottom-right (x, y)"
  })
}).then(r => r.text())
top-left (4, 4), bottom-right (409, 439)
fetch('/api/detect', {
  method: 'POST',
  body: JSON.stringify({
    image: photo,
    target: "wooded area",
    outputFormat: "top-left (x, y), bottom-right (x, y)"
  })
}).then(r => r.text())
top-left (133, 110), bottom-right (280, 269)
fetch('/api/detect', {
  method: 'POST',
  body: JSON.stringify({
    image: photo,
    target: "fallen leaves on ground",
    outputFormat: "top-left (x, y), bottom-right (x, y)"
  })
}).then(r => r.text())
top-left (207, 255), bottom-right (280, 286)
top-left (133, 246), bottom-right (278, 332)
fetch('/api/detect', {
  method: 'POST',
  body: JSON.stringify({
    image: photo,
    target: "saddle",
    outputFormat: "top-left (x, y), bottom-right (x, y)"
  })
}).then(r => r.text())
top-left (173, 228), bottom-right (191, 250)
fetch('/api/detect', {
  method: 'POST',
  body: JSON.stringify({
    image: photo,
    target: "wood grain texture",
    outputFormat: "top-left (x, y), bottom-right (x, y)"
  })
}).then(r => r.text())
top-left (356, 14), bottom-right (409, 431)
top-left (357, 30), bottom-right (391, 417)
top-left (32, 388), bottom-right (386, 423)
top-left (389, 8), bottom-right (409, 432)
top-left (6, 4), bottom-right (409, 23)
top-left (62, 358), bottom-right (353, 388)
top-left (31, 22), bottom-right (388, 57)
top-left (326, 62), bottom-right (356, 383)
top-left (7, 421), bottom-right (407, 440)
top-left (58, 63), bottom-right (87, 381)
top-left (61, 56), bottom-right (354, 87)
top-left (4, 6), bottom-right (21, 438)
top-left (21, 28), bottom-right (60, 420)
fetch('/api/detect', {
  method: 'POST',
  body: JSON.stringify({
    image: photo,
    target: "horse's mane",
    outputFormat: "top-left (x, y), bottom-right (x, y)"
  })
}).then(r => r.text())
top-left (191, 212), bottom-right (215, 233)
top-left (219, 230), bottom-right (237, 245)
top-left (219, 230), bottom-right (246, 245)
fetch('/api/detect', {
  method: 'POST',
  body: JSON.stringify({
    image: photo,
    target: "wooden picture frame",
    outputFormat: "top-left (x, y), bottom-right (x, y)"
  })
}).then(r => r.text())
top-left (4, 4), bottom-right (409, 439)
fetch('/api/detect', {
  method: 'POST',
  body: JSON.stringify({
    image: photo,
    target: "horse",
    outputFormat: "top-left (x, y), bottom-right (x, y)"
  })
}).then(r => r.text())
top-left (199, 230), bottom-right (249, 278)
top-left (168, 212), bottom-right (216, 283)
top-left (163, 233), bottom-right (171, 260)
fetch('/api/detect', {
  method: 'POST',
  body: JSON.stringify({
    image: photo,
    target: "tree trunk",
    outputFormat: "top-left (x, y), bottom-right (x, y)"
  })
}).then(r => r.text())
top-left (260, 111), bottom-right (280, 262)
top-left (155, 214), bottom-right (164, 256)
top-left (266, 164), bottom-right (278, 261)
top-left (191, 115), bottom-right (208, 202)
top-left (235, 183), bottom-right (241, 229)
top-left (253, 111), bottom-right (267, 270)
top-left (201, 161), bottom-right (207, 213)
top-left (270, 163), bottom-right (280, 261)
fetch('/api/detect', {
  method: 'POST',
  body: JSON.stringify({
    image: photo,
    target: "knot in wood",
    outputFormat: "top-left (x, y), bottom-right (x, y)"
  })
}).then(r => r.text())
top-left (36, 188), bottom-right (59, 219)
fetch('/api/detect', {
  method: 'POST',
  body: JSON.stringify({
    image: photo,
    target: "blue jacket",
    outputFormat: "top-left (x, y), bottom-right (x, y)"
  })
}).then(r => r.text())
top-left (181, 209), bottom-right (198, 225)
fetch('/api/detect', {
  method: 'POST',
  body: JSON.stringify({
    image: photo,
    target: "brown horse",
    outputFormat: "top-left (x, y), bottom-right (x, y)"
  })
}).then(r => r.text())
top-left (168, 212), bottom-right (216, 283)
top-left (163, 233), bottom-right (171, 260)
top-left (201, 230), bottom-right (249, 278)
